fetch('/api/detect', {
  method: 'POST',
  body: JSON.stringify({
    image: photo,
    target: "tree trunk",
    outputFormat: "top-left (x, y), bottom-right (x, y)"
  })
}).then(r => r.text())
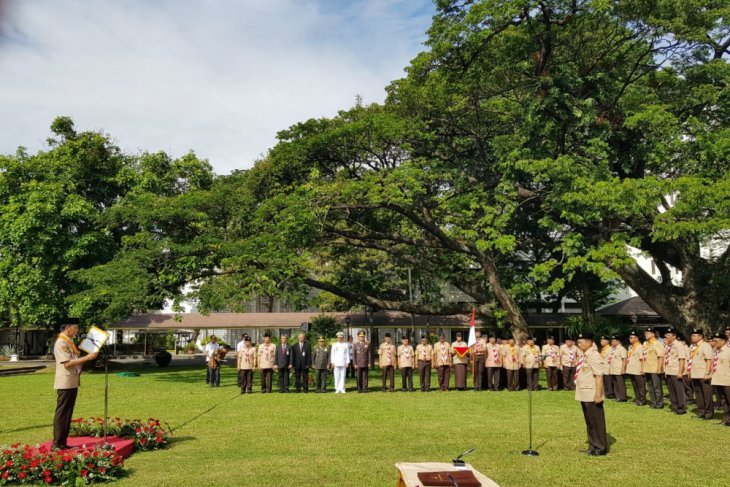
top-left (481, 256), bottom-right (530, 340)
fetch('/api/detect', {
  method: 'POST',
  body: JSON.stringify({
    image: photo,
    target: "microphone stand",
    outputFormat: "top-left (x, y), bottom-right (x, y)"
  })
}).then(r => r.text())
top-left (84, 335), bottom-right (110, 445)
top-left (521, 357), bottom-right (541, 457)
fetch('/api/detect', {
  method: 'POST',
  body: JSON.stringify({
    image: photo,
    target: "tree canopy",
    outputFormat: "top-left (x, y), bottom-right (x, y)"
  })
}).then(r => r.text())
top-left (2, 1), bottom-right (728, 338)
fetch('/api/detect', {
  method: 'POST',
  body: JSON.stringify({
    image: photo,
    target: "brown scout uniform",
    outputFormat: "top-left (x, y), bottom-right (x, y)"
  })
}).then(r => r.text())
top-left (416, 342), bottom-right (433, 392)
top-left (501, 343), bottom-right (521, 391)
top-left (379, 341), bottom-right (397, 392)
top-left (711, 340), bottom-right (730, 426)
top-left (257, 342), bottom-right (276, 393)
top-left (53, 334), bottom-right (82, 449)
top-left (398, 344), bottom-right (415, 391)
top-left (522, 344), bottom-right (540, 391)
top-left (471, 337), bottom-right (487, 391)
top-left (237, 345), bottom-right (257, 394)
top-left (433, 341), bottom-right (452, 391)
top-left (575, 347), bottom-right (607, 454)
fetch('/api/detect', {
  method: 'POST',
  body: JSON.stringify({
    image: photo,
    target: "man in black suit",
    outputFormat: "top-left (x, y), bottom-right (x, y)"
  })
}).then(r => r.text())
top-left (292, 332), bottom-right (312, 393)
top-left (274, 334), bottom-right (293, 393)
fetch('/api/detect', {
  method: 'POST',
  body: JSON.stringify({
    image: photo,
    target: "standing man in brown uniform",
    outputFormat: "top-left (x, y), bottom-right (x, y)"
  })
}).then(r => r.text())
top-left (353, 331), bottom-right (370, 393)
top-left (541, 335), bottom-right (560, 391)
top-left (643, 327), bottom-right (665, 409)
top-left (689, 328), bottom-right (714, 420)
top-left (237, 336), bottom-right (257, 394)
top-left (559, 338), bottom-right (579, 391)
top-left (397, 336), bottom-right (415, 392)
top-left (486, 334), bottom-right (502, 391)
top-left (470, 330), bottom-right (487, 391)
top-left (710, 333), bottom-right (730, 427)
top-left (52, 324), bottom-right (98, 450)
top-left (575, 332), bottom-right (607, 456)
top-left (433, 334), bottom-right (452, 391)
top-left (625, 331), bottom-right (646, 405)
top-left (502, 337), bottom-right (521, 391)
top-left (415, 336), bottom-right (433, 392)
top-left (257, 333), bottom-right (275, 393)
top-left (677, 335), bottom-right (694, 404)
top-left (451, 332), bottom-right (469, 391)
top-left (608, 335), bottom-right (628, 402)
top-left (599, 336), bottom-right (614, 399)
top-left (522, 337), bottom-right (540, 391)
top-left (378, 333), bottom-right (396, 392)
top-left (663, 328), bottom-right (687, 415)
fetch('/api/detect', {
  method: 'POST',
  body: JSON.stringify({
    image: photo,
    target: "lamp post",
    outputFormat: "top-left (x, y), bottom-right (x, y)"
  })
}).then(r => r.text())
top-left (345, 315), bottom-right (351, 340)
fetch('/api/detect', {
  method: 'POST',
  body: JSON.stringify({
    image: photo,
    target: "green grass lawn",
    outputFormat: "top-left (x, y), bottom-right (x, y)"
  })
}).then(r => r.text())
top-left (1, 364), bottom-right (727, 487)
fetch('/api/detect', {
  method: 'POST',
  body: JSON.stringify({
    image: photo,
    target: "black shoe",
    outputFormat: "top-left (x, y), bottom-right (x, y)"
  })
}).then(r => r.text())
top-left (676, 411), bottom-right (687, 415)
top-left (589, 451), bottom-right (607, 456)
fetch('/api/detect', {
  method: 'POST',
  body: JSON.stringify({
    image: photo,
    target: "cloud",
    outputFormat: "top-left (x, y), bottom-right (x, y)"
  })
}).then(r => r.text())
top-left (0, 0), bottom-right (433, 173)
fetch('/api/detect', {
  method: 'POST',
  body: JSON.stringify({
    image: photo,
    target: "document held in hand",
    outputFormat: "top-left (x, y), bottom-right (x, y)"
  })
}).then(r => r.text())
top-left (79, 326), bottom-right (109, 354)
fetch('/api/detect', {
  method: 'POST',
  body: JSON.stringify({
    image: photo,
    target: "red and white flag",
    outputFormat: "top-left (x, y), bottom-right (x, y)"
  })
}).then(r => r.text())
top-left (467, 308), bottom-right (476, 347)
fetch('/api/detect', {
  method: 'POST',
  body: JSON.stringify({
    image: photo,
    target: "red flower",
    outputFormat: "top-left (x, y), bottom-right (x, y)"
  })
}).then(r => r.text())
top-left (93, 450), bottom-right (99, 458)
top-left (99, 466), bottom-right (106, 474)
top-left (2, 472), bottom-right (8, 480)
top-left (139, 438), bottom-right (147, 446)
top-left (80, 469), bottom-right (88, 477)
top-left (18, 472), bottom-right (26, 479)
top-left (87, 463), bottom-right (95, 470)
top-left (42, 469), bottom-right (51, 476)
top-left (44, 477), bottom-right (53, 484)
top-left (134, 427), bottom-right (142, 433)
top-left (5, 460), bottom-right (12, 468)
top-left (155, 437), bottom-right (163, 444)
top-left (30, 459), bottom-right (39, 468)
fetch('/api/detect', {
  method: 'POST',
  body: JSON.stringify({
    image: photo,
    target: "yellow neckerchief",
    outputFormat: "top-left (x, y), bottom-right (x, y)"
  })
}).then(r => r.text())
top-left (600, 345), bottom-right (611, 356)
top-left (509, 344), bottom-right (516, 359)
top-left (644, 338), bottom-right (656, 354)
top-left (57, 333), bottom-right (78, 356)
top-left (529, 345), bottom-right (539, 356)
top-left (690, 340), bottom-right (703, 358)
top-left (628, 342), bottom-right (641, 357)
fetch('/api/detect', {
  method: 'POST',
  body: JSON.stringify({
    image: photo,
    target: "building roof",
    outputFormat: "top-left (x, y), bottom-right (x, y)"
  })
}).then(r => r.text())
top-left (597, 296), bottom-right (659, 318)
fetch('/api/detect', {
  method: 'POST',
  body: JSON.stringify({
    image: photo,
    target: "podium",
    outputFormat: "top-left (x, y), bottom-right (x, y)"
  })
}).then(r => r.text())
top-left (394, 462), bottom-right (500, 487)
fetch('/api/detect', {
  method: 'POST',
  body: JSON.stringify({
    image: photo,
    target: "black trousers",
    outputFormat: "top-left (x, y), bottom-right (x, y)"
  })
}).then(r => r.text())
top-left (546, 367), bottom-right (558, 391)
top-left (506, 369), bottom-right (519, 391)
top-left (472, 356), bottom-right (485, 390)
top-left (437, 365), bottom-right (450, 390)
top-left (693, 378), bottom-right (714, 419)
top-left (603, 374), bottom-right (614, 398)
top-left (683, 375), bottom-right (694, 402)
top-left (714, 385), bottom-right (730, 425)
top-left (562, 367), bottom-right (576, 390)
top-left (610, 375), bottom-right (627, 401)
top-left (401, 367), bottom-right (414, 391)
top-left (646, 373), bottom-right (664, 408)
top-left (486, 367), bottom-right (500, 391)
top-left (53, 388), bottom-right (78, 449)
top-left (346, 362), bottom-right (355, 378)
top-left (260, 368), bottom-right (273, 393)
top-left (315, 368), bottom-right (328, 392)
top-left (356, 367), bottom-right (369, 392)
top-left (381, 365), bottom-right (395, 391)
top-left (239, 369), bottom-right (253, 393)
top-left (666, 374), bottom-right (687, 413)
top-left (277, 368), bottom-right (290, 392)
top-left (294, 368), bottom-right (309, 392)
top-left (418, 360), bottom-right (431, 391)
top-left (580, 401), bottom-right (607, 454)
top-left (629, 374), bottom-right (646, 405)
top-left (526, 368), bottom-right (539, 391)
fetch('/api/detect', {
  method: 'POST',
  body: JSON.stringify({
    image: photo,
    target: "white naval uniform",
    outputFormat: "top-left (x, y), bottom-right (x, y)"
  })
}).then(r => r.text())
top-left (331, 341), bottom-right (351, 393)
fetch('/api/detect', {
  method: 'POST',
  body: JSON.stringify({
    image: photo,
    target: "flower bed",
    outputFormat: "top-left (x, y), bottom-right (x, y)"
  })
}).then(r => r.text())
top-left (0, 443), bottom-right (123, 485)
top-left (70, 418), bottom-right (172, 452)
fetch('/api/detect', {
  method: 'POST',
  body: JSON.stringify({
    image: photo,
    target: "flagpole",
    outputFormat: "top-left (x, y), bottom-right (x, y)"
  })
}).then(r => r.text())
top-left (522, 355), bottom-right (539, 456)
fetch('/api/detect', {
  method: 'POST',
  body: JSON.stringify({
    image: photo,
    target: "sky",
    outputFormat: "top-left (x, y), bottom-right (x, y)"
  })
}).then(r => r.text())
top-left (0, 0), bottom-right (434, 174)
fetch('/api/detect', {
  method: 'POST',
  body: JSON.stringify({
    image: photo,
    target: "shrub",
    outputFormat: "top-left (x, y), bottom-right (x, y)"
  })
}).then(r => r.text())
top-left (154, 350), bottom-right (172, 367)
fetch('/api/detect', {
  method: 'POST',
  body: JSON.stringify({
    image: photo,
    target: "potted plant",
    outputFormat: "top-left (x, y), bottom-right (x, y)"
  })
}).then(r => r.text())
top-left (155, 350), bottom-right (172, 367)
top-left (1, 345), bottom-right (19, 362)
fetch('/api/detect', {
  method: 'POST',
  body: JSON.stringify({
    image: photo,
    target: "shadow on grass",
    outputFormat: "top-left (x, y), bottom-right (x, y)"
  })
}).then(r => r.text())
top-left (170, 436), bottom-right (196, 445)
top-left (1, 423), bottom-right (52, 434)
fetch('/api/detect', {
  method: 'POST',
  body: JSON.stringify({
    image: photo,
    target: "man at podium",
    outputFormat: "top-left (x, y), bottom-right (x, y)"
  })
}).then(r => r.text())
top-left (52, 323), bottom-right (98, 450)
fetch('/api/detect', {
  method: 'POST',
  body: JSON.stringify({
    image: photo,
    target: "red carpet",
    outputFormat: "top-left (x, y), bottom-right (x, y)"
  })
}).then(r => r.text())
top-left (38, 436), bottom-right (135, 458)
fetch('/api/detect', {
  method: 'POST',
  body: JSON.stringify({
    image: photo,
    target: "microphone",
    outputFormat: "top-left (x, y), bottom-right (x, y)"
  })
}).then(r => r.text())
top-left (447, 473), bottom-right (460, 487)
top-left (452, 446), bottom-right (475, 466)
